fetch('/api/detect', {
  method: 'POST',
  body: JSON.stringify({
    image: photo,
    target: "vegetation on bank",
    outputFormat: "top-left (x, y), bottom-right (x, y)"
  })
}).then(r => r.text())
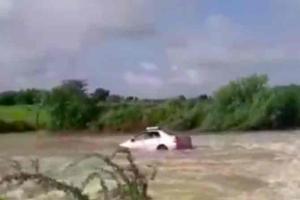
top-left (1, 74), bottom-right (300, 133)
top-left (0, 105), bottom-right (49, 133)
top-left (0, 105), bottom-right (49, 125)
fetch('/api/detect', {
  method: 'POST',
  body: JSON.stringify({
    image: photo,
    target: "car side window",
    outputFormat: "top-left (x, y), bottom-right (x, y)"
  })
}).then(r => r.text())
top-left (133, 131), bottom-right (161, 141)
top-left (145, 131), bottom-right (160, 139)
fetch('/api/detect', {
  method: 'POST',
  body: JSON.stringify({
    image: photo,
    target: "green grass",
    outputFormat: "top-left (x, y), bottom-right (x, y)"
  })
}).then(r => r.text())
top-left (0, 105), bottom-right (50, 127)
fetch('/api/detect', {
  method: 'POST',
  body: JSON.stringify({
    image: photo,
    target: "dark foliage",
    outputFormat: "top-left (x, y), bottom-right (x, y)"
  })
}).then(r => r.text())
top-left (0, 120), bottom-right (36, 133)
top-left (92, 88), bottom-right (110, 102)
top-left (0, 91), bottom-right (18, 105)
top-left (0, 89), bottom-right (49, 106)
top-left (47, 80), bottom-right (97, 130)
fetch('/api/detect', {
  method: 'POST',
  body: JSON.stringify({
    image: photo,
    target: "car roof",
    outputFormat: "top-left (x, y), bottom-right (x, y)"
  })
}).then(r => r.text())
top-left (146, 126), bottom-right (160, 132)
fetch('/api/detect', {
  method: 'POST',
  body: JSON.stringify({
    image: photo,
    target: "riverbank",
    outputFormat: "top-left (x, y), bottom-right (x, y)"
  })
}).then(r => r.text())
top-left (2, 75), bottom-right (300, 134)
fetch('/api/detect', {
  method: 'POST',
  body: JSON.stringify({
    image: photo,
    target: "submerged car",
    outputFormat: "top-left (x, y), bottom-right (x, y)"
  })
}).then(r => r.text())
top-left (120, 127), bottom-right (193, 151)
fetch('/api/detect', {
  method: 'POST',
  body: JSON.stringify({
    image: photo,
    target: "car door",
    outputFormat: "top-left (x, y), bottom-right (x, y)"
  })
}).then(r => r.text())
top-left (143, 131), bottom-right (161, 151)
top-left (128, 134), bottom-right (146, 149)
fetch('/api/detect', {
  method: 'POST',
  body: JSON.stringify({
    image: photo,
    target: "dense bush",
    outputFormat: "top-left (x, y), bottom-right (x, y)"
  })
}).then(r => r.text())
top-left (264, 86), bottom-right (300, 129)
top-left (143, 100), bottom-right (183, 126)
top-left (201, 75), bottom-right (269, 131)
top-left (95, 100), bottom-right (191, 131)
top-left (47, 80), bottom-right (97, 130)
top-left (170, 101), bottom-right (210, 130)
top-left (0, 120), bottom-right (36, 133)
top-left (0, 91), bottom-right (18, 106)
top-left (200, 75), bottom-right (300, 131)
top-left (97, 104), bottom-right (145, 132)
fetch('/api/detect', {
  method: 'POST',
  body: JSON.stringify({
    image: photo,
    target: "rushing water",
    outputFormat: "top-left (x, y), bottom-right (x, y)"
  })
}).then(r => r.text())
top-left (1, 131), bottom-right (300, 199)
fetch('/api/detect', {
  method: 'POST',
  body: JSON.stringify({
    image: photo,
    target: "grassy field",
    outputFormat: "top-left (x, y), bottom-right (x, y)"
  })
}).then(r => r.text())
top-left (0, 105), bottom-right (50, 126)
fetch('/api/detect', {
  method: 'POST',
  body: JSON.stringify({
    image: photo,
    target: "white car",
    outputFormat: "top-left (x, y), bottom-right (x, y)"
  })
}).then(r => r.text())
top-left (120, 127), bottom-right (192, 151)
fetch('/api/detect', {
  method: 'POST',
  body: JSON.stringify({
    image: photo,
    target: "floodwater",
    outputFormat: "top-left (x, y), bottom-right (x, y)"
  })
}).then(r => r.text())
top-left (1, 130), bottom-right (300, 199)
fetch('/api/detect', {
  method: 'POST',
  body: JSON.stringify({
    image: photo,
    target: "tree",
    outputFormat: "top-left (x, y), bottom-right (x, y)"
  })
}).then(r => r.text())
top-left (0, 91), bottom-right (17, 105)
top-left (126, 96), bottom-right (139, 101)
top-left (15, 89), bottom-right (48, 105)
top-left (198, 94), bottom-right (209, 101)
top-left (62, 80), bottom-right (88, 96)
top-left (47, 80), bottom-right (96, 130)
top-left (177, 95), bottom-right (186, 101)
top-left (92, 88), bottom-right (110, 102)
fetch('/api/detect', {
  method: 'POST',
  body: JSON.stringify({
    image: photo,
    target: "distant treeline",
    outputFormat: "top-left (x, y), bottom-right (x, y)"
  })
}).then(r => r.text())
top-left (0, 85), bottom-right (208, 106)
top-left (0, 89), bottom-right (48, 105)
top-left (1, 74), bottom-right (300, 133)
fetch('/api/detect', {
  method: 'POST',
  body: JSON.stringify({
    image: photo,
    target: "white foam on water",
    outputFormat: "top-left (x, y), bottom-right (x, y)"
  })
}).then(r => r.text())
top-left (265, 156), bottom-right (300, 199)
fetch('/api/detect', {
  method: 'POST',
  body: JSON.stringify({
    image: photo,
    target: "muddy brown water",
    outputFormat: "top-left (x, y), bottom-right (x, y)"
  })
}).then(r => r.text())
top-left (1, 130), bottom-right (300, 199)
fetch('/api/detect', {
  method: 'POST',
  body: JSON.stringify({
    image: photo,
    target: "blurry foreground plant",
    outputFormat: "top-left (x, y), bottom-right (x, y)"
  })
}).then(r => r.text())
top-left (0, 148), bottom-right (157, 200)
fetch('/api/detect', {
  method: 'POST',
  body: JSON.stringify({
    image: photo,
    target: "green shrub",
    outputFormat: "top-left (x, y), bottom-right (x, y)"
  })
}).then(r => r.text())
top-left (0, 120), bottom-right (36, 133)
top-left (170, 102), bottom-right (210, 130)
top-left (202, 74), bottom-right (270, 131)
top-left (201, 75), bottom-right (300, 131)
top-left (265, 87), bottom-right (300, 129)
top-left (97, 104), bottom-right (145, 131)
top-left (238, 89), bottom-right (274, 130)
top-left (47, 80), bottom-right (97, 130)
top-left (143, 100), bottom-right (186, 126)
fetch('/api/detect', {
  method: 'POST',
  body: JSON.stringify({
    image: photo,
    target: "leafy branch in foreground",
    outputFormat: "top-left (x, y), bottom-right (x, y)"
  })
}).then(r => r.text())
top-left (65, 147), bottom-right (157, 200)
top-left (0, 148), bottom-right (157, 200)
top-left (0, 173), bottom-right (88, 200)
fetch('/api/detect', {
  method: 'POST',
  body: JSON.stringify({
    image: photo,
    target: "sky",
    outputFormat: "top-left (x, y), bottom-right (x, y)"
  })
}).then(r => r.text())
top-left (0, 0), bottom-right (300, 98)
